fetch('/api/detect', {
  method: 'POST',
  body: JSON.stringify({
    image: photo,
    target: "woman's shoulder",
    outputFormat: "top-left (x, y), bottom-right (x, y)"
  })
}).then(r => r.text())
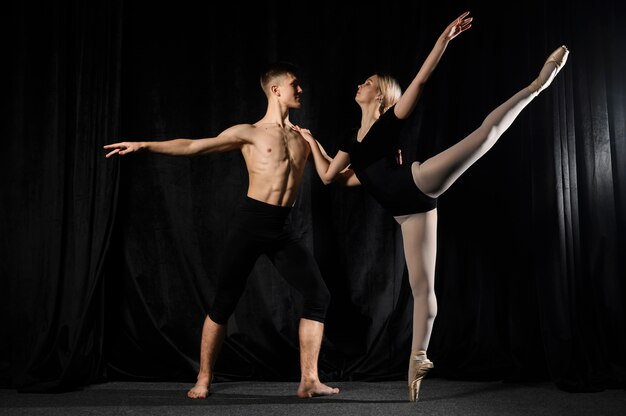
top-left (337, 127), bottom-right (358, 151)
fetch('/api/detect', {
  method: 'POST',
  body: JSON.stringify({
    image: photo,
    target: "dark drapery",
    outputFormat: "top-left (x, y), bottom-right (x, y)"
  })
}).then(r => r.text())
top-left (3, 1), bottom-right (123, 391)
top-left (3, 1), bottom-right (625, 393)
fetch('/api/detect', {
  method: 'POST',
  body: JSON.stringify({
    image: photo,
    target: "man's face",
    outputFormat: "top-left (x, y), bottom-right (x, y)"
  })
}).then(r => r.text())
top-left (278, 73), bottom-right (303, 109)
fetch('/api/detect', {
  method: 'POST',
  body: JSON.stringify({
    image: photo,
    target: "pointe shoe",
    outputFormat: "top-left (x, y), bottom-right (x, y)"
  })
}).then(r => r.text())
top-left (528, 45), bottom-right (569, 96)
top-left (408, 354), bottom-right (434, 402)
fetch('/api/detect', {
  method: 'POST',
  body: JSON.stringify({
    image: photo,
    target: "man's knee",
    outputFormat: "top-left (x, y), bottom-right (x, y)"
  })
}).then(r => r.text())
top-left (302, 284), bottom-right (331, 322)
top-left (207, 309), bottom-right (230, 326)
top-left (209, 292), bottom-right (241, 325)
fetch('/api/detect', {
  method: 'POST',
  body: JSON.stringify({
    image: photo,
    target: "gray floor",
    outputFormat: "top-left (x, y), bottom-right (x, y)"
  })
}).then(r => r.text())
top-left (1, 379), bottom-right (625, 416)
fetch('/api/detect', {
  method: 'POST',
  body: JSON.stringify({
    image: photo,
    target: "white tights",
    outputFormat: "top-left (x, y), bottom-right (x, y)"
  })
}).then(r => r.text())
top-left (397, 83), bottom-right (539, 383)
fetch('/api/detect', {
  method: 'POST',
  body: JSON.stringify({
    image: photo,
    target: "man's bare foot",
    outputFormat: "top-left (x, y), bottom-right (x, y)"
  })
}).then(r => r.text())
top-left (187, 376), bottom-right (210, 399)
top-left (297, 380), bottom-right (340, 398)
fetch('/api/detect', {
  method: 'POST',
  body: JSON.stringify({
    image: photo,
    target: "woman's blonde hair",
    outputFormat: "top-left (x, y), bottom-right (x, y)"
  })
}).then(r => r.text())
top-left (376, 72), bottom-right (402, 115)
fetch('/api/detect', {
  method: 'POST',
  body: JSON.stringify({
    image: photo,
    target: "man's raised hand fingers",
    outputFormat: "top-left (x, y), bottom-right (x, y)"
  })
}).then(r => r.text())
top-left (105, 148), bottom-right (121, 158)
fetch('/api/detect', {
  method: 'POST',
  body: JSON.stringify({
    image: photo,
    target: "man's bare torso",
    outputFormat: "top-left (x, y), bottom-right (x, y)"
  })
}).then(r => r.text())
top-left (240, 123), bottom-right (310, 207)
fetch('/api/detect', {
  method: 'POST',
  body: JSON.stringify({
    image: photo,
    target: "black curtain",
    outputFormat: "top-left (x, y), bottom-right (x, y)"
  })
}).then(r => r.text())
top-left (3, 1), bottom-right (123, 391)
top-left (3, 0), bottom-right (625, 393)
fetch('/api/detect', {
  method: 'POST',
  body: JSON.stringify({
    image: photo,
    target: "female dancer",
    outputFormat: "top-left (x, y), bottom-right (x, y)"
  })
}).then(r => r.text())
top-left (295, 11), bottom-right (568, 401)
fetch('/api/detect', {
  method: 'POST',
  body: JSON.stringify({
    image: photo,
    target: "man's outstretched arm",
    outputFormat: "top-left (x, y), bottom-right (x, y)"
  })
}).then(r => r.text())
top-left (104, 124), bottom-right (250, 158)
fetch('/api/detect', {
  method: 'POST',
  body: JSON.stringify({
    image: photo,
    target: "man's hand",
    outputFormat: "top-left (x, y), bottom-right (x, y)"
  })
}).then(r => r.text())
top-left (103, 142), bottom-right (144, 158)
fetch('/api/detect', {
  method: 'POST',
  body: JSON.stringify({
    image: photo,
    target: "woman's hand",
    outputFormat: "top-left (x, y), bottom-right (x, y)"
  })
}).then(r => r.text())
top-left (291, 125), bottom-right (315, 145)
top-left (442, 11), bottom-right (472, 42)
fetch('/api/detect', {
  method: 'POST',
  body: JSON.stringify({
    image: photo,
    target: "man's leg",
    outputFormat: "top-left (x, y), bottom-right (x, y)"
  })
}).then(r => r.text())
top-left (187, 315), bottom-right (226, 399)
top-left (188, 197), bottom-right (264, 398)
top-left (269, 234), bottom-right (339, 398)
top-left (297, 318), bottom-right (340, 398)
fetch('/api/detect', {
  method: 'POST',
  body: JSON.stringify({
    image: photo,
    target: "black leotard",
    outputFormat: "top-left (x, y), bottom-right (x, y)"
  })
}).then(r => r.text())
top-left (338, 106), bottom-right (437, 216)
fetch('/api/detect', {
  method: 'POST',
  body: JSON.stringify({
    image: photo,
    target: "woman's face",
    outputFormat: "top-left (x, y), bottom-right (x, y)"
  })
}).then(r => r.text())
top-left (355, 75), bottom-right (380, 104)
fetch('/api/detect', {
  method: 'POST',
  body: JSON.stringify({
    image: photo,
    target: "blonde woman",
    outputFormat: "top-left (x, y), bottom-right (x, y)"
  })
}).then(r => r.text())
top-left (295, 11), bottom-right (568, 401)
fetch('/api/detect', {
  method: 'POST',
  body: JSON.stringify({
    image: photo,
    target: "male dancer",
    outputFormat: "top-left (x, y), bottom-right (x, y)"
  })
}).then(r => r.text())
top-left (104, 62), bottom-right (340, 399)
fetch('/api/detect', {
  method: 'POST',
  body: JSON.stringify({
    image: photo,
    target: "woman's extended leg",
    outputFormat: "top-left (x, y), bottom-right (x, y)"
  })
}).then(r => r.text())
top-left (414, 46), bottom-right (569, 197)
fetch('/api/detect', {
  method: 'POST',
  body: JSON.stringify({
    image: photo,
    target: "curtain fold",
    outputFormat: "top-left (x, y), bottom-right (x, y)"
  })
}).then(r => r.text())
top-left (2, 0), bottom-right (123, 391)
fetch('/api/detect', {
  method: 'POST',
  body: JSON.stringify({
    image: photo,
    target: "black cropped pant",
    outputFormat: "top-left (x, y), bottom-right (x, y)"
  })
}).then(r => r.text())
top-left (208, 197), bottom-right (330, 325)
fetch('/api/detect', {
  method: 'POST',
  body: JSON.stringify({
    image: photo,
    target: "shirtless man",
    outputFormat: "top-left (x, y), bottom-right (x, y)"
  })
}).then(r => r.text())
top-left (104, 62), bottom-right (339, 399)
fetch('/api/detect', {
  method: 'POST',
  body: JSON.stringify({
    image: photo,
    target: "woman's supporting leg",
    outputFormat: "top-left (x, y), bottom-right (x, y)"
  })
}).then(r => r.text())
top-left (413, 46), bottom-right (569, 198)
top-left (396, 209), bottom-right (438, 400)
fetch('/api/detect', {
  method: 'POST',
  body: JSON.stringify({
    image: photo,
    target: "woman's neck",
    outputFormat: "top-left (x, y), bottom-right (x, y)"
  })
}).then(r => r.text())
top-left (357, 106), bottom-right (380, 141)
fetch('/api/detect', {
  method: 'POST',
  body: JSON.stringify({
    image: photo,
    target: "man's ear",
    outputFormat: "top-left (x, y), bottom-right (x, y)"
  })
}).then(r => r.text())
top-left (271, 84), bottom-right (281, 97)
